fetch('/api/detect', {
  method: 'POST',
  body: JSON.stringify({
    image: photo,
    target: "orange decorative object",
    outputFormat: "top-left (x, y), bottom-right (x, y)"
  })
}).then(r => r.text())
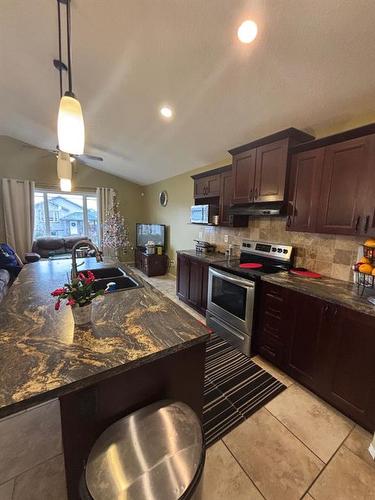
top-left (358, 263), bottom-right (373, 274)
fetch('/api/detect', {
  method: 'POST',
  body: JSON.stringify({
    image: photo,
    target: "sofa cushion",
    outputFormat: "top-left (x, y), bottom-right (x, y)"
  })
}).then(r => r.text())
top-left (33, 238), bottom-right (65, 251)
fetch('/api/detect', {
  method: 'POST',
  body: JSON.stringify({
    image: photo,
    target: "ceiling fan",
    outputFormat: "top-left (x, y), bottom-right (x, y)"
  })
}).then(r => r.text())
top-left (20, 140), bottom-right (103, 167)
top-left (49, 142), bottom-right (104, 164)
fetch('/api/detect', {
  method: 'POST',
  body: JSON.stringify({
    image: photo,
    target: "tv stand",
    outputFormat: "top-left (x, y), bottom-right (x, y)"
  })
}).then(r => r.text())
top-left (134, 248), bottom-right (169, 277)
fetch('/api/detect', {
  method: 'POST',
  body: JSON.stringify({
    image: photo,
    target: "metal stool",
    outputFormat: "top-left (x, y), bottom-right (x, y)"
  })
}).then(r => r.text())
top-left (80, 400), bottom-right (206, 500)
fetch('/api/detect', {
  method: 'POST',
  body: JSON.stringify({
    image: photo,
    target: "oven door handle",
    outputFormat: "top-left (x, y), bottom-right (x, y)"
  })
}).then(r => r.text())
top-left (209, 267), bottom-right (255, 288)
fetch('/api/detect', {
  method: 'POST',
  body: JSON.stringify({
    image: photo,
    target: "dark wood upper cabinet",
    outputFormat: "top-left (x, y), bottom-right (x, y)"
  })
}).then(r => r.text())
top-left (316, 136), bottom-right (371, 235)
top-left (287, 147), bottom-right (325, 232)
top-left (232, 149), bottom-right (257, 204)
top-left (219, 169), bottom-right (233, 226)
top-left (362, 137), bottom-right (375, 237)
top-left (230, 128), bottom-right (314, 206)
top-left (192, 166), bottom-right (248, 227)
top-left (219, 169), bottom-right (248, 227)
top-left (254, 139), bottom-right (288, 203)
top-left (193, 173), bottom-right (220, 199)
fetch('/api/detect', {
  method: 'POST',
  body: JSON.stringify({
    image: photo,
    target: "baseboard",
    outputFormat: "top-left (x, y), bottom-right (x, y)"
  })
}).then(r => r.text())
top-left (368, 443), bottom-right (375, 460)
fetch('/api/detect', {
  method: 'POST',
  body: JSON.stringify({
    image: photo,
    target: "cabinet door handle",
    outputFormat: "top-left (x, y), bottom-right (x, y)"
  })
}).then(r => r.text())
top-left (355, 215), bottom-right (361, 232)
top-left (333, 307), bottom-right (338, 318)
top-left (249, 188), bottom-right (253, 200)
top-left (286, 215), bottom-right (291, 227)
top-left (364, 215), bottom-right (370, 233)
top-left (254, 187), bottom-right (258, 200)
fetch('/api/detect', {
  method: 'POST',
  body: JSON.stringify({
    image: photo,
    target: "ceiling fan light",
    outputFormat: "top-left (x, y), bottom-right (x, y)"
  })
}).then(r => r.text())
top-left (60, 178), bottom-right (72, 192)
top-left (57, 94), bottom-right (85, 155)
top-left (57, 151), bottom-right (72, 179)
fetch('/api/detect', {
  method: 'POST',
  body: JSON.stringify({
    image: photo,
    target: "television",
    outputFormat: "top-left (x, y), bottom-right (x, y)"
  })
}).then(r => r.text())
top-left (136, 224), bottom-right (166, 248)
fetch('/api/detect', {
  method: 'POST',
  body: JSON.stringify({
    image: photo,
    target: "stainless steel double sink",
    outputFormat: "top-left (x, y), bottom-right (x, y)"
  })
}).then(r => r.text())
top-left (82, 267), bottom-right (142, 293)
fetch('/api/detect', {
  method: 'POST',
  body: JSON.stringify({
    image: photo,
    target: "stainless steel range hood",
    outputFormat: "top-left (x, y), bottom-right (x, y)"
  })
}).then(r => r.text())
top-left (228, 201), bottom-right (285, 217)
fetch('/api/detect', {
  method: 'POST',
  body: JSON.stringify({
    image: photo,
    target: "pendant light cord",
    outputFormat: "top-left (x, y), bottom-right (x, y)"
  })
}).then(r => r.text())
top-left (57, 0), bottom-right (63, 98)
top-left (66, 0), bottom-right (73, 94)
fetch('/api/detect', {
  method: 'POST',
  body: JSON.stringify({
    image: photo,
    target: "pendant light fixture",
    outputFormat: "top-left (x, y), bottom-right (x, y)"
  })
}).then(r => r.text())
top-left (57, 151), bottom-right (72, 192)
top-left (57, 0), bottom-right (85, 155)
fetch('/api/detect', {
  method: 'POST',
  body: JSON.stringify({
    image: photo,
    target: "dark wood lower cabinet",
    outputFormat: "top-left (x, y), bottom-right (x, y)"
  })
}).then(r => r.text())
top-left (257, 282), bottom-right (375, 431)
top-left (320, 306), bottom-right (375, 429)
top-left (60, 343), bottom-right (206, 500)
top-left (177, 253), bottom-right (209, 315)
top-left (135, 249), bottom-right (168, 277)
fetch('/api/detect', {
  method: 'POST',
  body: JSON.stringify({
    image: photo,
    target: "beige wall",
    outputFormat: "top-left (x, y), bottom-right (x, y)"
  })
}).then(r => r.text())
top-left (0, 136), bottom-right (145, 260)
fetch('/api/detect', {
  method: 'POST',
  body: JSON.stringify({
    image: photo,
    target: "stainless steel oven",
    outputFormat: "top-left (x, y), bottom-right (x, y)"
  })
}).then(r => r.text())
top-left (206, 267), bottom-right (255, 356)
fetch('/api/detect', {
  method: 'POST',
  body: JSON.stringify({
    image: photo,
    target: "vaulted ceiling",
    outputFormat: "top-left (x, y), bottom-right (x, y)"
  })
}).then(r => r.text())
top-left (1, 0), bottom-right (375, 185)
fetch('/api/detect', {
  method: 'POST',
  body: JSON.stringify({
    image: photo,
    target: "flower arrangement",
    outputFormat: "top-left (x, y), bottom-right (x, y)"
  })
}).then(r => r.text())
top-left (51, 271), bottom-right (104, 311)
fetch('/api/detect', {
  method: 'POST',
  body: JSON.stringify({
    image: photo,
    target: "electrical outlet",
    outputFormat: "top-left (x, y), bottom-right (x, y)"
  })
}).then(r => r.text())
top-left (198, 231), bottom-right (203, 239)
top-left (224, 234), bottom-right (229, 243)
top-left (170, 259), bottom-right (175, 265)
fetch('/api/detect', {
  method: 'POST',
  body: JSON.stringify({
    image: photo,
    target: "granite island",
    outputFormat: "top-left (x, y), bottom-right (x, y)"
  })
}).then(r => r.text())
top-left (0, 258), bottom-right (209, 499)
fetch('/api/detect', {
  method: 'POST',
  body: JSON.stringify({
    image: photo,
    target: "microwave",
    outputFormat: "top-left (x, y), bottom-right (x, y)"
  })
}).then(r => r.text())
top-left (190, 204), bottom-right (219, 225)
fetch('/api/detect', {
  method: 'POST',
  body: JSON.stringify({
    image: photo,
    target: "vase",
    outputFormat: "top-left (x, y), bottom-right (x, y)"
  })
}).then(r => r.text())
top-left (71, 303), bottom-right (92, 326)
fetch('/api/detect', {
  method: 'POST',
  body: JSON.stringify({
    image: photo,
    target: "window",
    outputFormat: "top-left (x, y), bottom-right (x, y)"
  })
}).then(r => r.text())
top-left (34, 190), bottom-right (99, 243)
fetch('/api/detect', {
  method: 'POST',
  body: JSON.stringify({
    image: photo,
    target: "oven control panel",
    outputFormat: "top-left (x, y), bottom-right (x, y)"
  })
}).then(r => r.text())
top-left (241, 239), bottom-right (293, 262)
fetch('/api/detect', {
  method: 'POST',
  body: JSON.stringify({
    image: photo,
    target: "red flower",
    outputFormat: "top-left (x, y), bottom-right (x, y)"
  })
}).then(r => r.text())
top-left (78, 272), bottom-right (86, 282)
top-left (51, 288), bottom-right (65, 296)
top-left (85, 271), bottom-right (95, 285)
top-left (55, 300), bottom-right (61, 311)
top-left (67, 298), bottom-right (76, 306)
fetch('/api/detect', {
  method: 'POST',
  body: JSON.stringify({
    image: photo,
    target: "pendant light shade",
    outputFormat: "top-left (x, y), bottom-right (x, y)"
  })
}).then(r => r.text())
top-left (57, 151), bottom-right (72, 192)
top-left (60, 178), bottom-right (72, 192)
top-left (57, 93), bottom-right (85, 155)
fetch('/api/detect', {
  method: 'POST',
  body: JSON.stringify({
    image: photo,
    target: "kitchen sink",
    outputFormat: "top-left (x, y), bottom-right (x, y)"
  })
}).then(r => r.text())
top-left (83, 267), bottom-right (125, 279)
top-left (92, 276), bottom-right (142, 292)
top-left (82, 267), bottom-right (142, 292)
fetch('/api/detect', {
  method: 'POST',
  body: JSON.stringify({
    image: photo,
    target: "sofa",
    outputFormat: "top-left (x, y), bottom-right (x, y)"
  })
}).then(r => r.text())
top-left (31, 236), bottom-right (91, 259)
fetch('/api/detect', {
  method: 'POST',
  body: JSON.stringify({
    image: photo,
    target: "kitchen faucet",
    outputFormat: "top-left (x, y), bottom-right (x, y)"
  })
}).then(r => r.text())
top-left (71, 240), bottom-right (103, 280)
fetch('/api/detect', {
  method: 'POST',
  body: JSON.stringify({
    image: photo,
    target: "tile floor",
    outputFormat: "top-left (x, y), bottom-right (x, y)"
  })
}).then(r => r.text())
top-left (132, 270), bottom-right (375, 499)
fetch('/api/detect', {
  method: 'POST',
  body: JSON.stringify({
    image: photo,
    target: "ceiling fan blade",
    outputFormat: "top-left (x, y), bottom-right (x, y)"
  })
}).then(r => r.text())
top-left (73, 154), bottom-right (103, 162)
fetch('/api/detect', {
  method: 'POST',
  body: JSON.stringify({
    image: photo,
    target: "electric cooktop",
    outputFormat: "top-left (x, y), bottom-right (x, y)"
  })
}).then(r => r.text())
top-left (212, 240), bottom-right (294, 280)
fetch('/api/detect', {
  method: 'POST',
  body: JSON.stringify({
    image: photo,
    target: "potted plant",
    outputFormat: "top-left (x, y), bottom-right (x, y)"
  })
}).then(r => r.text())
top-left (51, 271), bottom-right (104, 325)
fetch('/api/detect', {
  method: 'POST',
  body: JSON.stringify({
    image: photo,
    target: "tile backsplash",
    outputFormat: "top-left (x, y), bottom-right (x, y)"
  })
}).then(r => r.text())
top-left (200, 218), bottom-right (363, 282)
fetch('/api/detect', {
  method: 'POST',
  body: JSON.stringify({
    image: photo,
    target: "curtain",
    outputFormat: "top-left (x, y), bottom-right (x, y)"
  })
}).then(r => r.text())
top-left (96, 187), bottom-right (115, 257)
top-left (1, 178), bottom-right (35, 262)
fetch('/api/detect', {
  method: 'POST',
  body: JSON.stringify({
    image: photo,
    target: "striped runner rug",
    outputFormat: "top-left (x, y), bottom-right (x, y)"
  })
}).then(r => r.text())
top-left (203, 333), bottom-right (286, 447)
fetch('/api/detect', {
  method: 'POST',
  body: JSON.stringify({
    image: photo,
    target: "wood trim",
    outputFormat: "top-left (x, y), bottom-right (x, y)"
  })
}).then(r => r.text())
top-left (291, 122), bottom-right (375, 154)
top-left (228, 128), bottom-right (314, 156)
top-left (191, 165), bottom-right (231, 180)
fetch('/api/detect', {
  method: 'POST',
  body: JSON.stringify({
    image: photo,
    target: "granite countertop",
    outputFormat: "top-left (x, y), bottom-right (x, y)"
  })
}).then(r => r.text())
top-left (177, 249), bottom-right (228, 264)
top-left (0, 258), bottom-right (209, 418)
top-left (262, 272), bottom-right (375, 318)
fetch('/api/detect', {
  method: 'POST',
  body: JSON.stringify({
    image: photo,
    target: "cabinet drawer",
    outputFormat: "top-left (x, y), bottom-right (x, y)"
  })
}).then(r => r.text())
top-left (264, 293), bottom-right (283, 316)
top-left (258, 336), bottom-right (284, 368)
top-left (262, 311), bottom-right (283, 340)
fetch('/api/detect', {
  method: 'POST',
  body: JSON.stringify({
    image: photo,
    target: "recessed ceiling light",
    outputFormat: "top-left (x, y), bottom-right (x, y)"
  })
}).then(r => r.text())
top-left (160, 106), bottom-right (173, 119)
top-left (237, 20), bottom-right (258, 44)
